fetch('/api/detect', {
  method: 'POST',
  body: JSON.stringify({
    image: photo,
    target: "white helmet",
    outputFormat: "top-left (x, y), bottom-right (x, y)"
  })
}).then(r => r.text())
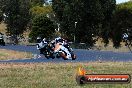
top-left (43, 38), bottom-right (46, 41)
top-left (37, 37), bottom-right (41, 40)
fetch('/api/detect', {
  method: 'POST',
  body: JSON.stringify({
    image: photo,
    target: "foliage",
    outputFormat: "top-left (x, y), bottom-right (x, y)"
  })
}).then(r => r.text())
top-left (0, 0), bottom-right (5, 22)
top-left (29, 0), bottom-right (44, 7)
top-left (29, 14), bottom-right (55, 42)
top-left (111, 1), bottom-right (132, 47)
top-left (1, 0), bottom-right (132, 47)
top-left (52, 0), bottom-right (116, 46)
top-left (100, 0), bottom-right (116, 45)
top-left (0, 10), bottom-right (2, 22)
top-left (30, 5), bottom-right (53, 17)
top-left (0, 0), bottom-right (30, 44)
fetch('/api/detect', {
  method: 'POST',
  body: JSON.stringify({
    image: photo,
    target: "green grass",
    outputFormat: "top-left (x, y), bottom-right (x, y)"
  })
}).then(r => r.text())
top-left (0, 62), bottom-right (131, 88)
top-left (0, 53), bottom-right (7, 56)
top-left (0, 49), bottom-right (32, 60)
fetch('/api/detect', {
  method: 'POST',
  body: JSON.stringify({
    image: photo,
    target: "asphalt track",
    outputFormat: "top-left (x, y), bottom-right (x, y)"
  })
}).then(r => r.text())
top-left (0, 44), bottom-right (132, 63)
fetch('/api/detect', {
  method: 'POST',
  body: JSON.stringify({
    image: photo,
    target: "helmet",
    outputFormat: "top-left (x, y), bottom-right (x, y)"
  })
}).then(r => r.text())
top-left (37, 37), bottom-right (41, 43)
top-left (56, 37), bottom-right (61, 40)
top-left (43, 38), bottom-right (46, 41)
top-left (37, 36), bottom-right (41, 40)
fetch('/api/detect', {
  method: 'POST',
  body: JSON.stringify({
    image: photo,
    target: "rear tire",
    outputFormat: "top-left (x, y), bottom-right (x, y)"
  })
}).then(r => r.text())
top-left (2, 42), bottom-right (5, 46)
top-left (45, 56), bottom-right (50, 59)
top-left (0, 39), bottom-right (5, 46)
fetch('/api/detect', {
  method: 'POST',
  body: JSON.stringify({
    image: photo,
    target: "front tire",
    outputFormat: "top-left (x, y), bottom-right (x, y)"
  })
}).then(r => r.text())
top-left (60, 52), bottom-right (68, 60)
top-left (2, 42), bottom-right (5, 46)
top-left (71, 54), bottom-right (76, 60)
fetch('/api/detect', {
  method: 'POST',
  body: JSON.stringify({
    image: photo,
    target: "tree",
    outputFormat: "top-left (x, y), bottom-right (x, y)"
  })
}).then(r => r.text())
top-left (0, 0), bottom-right (30, 44)
top-left (0, 0), bottom-right (5, 22)
top-left (111, 1), bottom-right (132, 47)
top-left (52, 0), bottom-right (116, 46)
top-left (29, 0), bottom-right (44, 7)
top-left (78, 0), bottom-right (104, 45)
top-left (30, 5), bottom-right (53, 17)
top-left (0, 0), bottom-right (30, 43)
top-left (0, 10), bottom-right (2, 22)
top-left (99, 0), bottom-right (116, 45)
top-left (29, 14), bottom-right (55, 42)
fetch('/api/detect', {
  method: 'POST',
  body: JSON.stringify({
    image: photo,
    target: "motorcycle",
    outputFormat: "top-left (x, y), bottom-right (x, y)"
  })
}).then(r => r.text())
top-left (36, 40), bottom-right (76, 60)
top-left (42, 43), bottom-right (55, 59)
top-left (37, 42), bottom-right (55, 59)
top-left (54, 43), bottom-right (76, 60)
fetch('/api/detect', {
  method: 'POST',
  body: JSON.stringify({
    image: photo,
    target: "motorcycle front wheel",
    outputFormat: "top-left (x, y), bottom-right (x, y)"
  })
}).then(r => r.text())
top-left (59, 52), bottom-right (68, 60)
top-left (71, 54), bottom-right (76, 60)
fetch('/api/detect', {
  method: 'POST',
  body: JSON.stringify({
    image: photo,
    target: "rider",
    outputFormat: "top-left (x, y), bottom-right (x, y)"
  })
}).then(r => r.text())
top-left (37, 37), bottom-right (48, 54)
top-left (55, 37), bottom-right (63, 44)
top-left (54, 37), bottom-right (72, 59)
top-left (36, 36), bottom-right (41, 43)
top-left (54, 37), bottom-right (67, 45)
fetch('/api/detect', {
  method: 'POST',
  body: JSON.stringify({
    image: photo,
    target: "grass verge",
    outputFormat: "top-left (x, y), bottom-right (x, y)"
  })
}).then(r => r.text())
top-left (0, 49), bottom-right (32, 60)
top-left (0, 62), bottom-right (131, 88)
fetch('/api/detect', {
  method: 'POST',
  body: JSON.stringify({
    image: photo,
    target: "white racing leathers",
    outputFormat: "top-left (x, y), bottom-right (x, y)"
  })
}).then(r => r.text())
top-left (37, 41), bottom-right (47, 50)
